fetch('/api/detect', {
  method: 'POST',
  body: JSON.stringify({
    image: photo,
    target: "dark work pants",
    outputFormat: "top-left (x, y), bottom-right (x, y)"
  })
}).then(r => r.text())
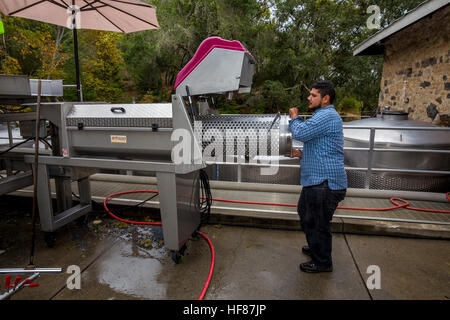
top-left (297, 181), bottom-right (346, 267)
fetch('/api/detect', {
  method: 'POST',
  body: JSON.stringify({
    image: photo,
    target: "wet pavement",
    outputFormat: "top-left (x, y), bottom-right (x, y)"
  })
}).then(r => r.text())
top-left (0, 198), bottom-right (449, 300)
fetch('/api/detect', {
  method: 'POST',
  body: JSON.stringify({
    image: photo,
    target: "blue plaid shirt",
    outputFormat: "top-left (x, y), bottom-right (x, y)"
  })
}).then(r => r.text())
top-left (288, 105), bottom-right (347, 190)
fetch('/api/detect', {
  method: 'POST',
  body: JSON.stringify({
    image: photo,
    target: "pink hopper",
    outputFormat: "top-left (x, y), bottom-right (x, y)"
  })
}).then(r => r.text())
top-left (174, 37), bottom-right (250, 90)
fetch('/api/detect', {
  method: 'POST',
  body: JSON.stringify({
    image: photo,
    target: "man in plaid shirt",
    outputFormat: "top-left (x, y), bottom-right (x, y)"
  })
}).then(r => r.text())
top-left (289, 81), bottom-right (347, 273)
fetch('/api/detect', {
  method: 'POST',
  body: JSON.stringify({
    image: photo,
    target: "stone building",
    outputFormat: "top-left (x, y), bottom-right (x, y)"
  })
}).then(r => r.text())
top-left (354, 0), bottom-right (449, 125)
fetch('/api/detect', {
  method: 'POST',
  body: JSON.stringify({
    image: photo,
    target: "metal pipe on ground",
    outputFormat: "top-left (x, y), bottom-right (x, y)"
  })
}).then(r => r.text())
top-left (89, 173), bottom-right (449, 203)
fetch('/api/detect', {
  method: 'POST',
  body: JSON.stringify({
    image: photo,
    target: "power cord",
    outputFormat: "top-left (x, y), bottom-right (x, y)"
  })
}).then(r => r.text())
top-left (73, 191), bottom-right (159, 212)
top-left (0, 134), bottom-right (51, 157)
top-left (0, 137), bottom-right (34, 156)
top-left (198, 169), bottom-right (212, 227)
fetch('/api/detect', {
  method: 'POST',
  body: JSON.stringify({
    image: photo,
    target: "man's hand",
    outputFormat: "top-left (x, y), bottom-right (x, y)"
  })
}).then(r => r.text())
top-left (290, 148), bottom-right (302, 158)
top-left (289, 107), bottom-right (299, 120)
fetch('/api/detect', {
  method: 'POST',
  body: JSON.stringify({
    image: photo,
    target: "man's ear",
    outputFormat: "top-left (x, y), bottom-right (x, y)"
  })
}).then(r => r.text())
top-left (322, 94), bottom-right (330, 106)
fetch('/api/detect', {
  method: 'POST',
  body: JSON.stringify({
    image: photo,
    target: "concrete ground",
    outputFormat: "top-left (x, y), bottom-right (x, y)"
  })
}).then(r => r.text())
top-left (0, 199), bottom-right (448, 300)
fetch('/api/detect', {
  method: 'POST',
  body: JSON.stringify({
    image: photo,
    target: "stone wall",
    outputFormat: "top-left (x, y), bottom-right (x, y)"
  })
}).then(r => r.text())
top-left (378, 5), bottom-right (450, 126)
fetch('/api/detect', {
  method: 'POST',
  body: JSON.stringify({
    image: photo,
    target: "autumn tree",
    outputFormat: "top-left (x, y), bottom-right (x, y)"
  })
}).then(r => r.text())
top-left (1, 0), bottom-right (427, 111)
top-left (0, 15), bottom-right (68, 79)
top-left (80, 31), bottom-right (125, 102)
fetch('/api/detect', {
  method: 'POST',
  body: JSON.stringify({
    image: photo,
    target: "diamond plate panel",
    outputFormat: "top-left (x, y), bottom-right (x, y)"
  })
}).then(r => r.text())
top-left (66, 103), bottom-right (173, 128)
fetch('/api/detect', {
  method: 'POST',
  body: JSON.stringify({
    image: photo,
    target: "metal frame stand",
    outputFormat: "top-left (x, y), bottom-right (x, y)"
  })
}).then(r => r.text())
top-left (34, 163), bottom-right (94, 247)
top-left (25, 155), bottom-right (204, 251)
top-left (156, 171), bottom-right (200, 251)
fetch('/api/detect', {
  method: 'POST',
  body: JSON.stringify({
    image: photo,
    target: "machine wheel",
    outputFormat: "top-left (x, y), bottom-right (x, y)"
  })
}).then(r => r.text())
top-left (75, 215), bottom-right (88, 227)
top-left (171, 251), bottom-right (184, 264)
top-left (44, 232), bottom-right (56, 248)
top-left (190, 231), bottom-right (200, 241)
top-left (171, 243), bottom-right (187, 264)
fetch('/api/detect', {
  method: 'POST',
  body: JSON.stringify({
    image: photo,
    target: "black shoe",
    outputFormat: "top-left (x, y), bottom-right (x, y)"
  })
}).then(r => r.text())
top-left (299, 261), bottom-right (333, 273)
top-left (301, 246), bottom-right (311, 256)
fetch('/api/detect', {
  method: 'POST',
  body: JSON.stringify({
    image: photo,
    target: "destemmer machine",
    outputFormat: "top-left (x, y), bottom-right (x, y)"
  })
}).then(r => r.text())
top-left (7, 37), bottom-right (293, 257)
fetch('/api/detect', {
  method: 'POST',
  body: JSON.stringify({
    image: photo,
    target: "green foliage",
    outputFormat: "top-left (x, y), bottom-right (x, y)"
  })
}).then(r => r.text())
top-left (0, 15), bottom-right (68, 79)
top-left (1, 0), bottom-right (426, 110)
top-left (244, 80), bottom-right (291, 114)
top-left (139, 87), bottom-right (173, 103)
top-left (215, 100), bottom-right (241, 114)
top-left (0, 54), bottom-right (21, 74)
top-left (81, 31), bottom-right (125, 102)
top-left (337, 97), bottom-right (363, 114)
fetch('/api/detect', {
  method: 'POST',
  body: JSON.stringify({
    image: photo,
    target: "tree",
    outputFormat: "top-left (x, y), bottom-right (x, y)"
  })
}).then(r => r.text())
top-left (0, 15), bottom-right (68, 79)
top-left (80, 31), bottom-right (125, 102)
top-left (1, 0), bottom-right (427, 109)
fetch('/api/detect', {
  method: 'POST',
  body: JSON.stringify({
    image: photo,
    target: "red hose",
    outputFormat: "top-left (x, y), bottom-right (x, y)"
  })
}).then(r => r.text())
top-left (339, 197), bottom-right (410, 211)
top-left (103, 190), bottom-right (161, 225)
top-left (103, 190), bottom-right (215, 300)
top-left (102, 189), bottom-right (449, 299)
top-left (196, 231), bottom-right (215, 301)
top-left (105, 189), bottom-right (450, 217)
top-left (211, 193), bottom-right (450, 213)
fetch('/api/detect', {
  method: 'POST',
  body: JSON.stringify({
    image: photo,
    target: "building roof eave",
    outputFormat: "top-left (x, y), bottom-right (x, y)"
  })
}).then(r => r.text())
top-left (353, 0), bottom-right (449, 56)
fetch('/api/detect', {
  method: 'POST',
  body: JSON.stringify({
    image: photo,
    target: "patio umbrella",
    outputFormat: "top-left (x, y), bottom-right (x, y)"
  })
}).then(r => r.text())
top-left (0, 0), bottom-right (160, 101)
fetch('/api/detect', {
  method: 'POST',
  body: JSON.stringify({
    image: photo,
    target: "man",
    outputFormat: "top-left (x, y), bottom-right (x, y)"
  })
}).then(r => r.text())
top-left (288, 80), bottom-right (347, 273)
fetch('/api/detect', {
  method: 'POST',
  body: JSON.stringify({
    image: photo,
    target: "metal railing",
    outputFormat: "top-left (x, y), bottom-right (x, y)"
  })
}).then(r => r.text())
top-left (205, 125), bottom-right (450, 188)
top-left (342, 125), bottom-right (450, 189)
top-left (299, 114), bottom-right (371, 120)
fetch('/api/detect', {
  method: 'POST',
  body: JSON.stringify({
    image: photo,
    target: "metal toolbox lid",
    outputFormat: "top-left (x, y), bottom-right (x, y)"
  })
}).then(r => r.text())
top-left (66, 103), bottom-right (173, 128)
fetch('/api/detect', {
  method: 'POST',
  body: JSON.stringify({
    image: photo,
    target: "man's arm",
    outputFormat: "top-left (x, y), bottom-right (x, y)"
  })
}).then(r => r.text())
top-left (288, 107), bottom-right (328, 142)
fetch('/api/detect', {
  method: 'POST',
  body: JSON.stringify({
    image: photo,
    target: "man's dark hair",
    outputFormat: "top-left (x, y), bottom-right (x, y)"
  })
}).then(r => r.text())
top-left (311, 80), bottom-right (336, 104)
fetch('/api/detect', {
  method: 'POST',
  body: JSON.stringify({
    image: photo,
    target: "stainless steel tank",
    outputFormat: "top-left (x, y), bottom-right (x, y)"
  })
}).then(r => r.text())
top-left (344, 111), bottom-right (450, 192)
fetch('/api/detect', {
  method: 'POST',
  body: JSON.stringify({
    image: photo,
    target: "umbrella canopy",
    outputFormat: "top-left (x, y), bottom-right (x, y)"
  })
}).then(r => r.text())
top-left (0, 0), bottom-right (160, 101)
top-left (0, 0), bottom-right (159, 33)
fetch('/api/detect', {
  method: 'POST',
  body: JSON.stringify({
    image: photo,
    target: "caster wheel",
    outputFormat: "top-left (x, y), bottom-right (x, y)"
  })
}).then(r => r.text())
top-left (44, 232), bottom-right (56, 248)
top-left (75, 215), bottom-right (88, 227)
top-left (171, 244), bottom-right (188, 264)
top-left (171, 251), bottom-right (184, 264)
top-left (191, 231), bottom-right (200, 241)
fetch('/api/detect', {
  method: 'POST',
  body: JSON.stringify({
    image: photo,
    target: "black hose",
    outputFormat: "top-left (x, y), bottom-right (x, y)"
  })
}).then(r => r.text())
top-left (198, 169), bottom-right (212, 226)
top-left (74, 191), bottom-right (159, 212)
top-left (185, 85), bottom-right (196, 120)
top-left (0, 137), bottom-right (34, 156)
top-left (114, 192), bottom-right (159, 213)
top-left (0, 134), bottom-right (51, 157)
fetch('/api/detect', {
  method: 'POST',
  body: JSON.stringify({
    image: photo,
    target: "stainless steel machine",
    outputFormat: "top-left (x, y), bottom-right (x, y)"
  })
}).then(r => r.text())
top-left (0, 75), bottom-right (62, 197)
top-left (343, 110), bottom-right (450, 192)
top-left (0, 37), bottom-right (293, 257)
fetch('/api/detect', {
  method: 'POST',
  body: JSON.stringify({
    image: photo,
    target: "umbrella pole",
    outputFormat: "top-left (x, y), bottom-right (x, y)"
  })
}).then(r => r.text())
top-left (73, 27), bottom-right (82, 102)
